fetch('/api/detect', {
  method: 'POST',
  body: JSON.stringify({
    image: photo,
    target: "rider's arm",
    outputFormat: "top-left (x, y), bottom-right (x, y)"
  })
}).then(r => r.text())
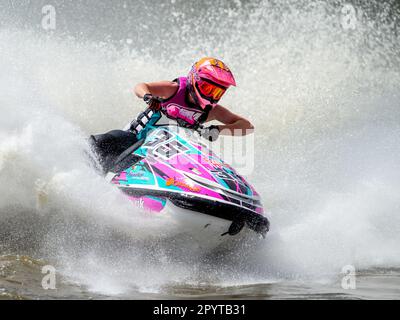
top-left (206, 104), bottom-right (254, 136)
top-left (134, 81), bottom-right (178, 99)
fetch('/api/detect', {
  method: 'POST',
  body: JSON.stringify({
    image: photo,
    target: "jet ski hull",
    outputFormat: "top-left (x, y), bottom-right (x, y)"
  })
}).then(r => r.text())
top-left (127, 195), bottom-right (263, 251)
top-left (92, 125), bottom-right (270, 240)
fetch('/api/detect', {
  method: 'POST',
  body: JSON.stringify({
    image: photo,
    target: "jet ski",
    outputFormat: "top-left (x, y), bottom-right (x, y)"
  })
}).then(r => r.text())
top-left (89, 123), bottom-right (270, 246)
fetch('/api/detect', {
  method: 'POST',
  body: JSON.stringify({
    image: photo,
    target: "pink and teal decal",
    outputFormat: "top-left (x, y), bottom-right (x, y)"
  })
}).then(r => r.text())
top-left (111, 126), bottom-right (264, 216)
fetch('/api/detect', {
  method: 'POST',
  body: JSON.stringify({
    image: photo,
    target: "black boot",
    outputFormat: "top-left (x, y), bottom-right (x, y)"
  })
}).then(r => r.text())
top-left (88, 130), bottom-right (138, 174)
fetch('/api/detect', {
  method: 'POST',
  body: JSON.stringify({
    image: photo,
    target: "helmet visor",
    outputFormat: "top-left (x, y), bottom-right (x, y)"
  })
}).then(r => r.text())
top-left (196, 79), bottom-right (226, 102)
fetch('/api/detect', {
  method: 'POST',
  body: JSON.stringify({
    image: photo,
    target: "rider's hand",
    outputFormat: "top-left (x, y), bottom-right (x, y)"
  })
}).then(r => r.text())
top-left (143, 94), bottom-right (162, 111)
top-left (199, 125), bottom-right (220, 142)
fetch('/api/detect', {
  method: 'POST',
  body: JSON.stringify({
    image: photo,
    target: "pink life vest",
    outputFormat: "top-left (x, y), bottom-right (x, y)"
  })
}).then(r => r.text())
top-left (160, 77), bottom-right (211, 129)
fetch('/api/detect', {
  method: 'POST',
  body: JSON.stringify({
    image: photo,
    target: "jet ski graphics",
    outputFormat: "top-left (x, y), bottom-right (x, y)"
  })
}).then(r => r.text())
top-left (93, 125), bottom-right (270, 239)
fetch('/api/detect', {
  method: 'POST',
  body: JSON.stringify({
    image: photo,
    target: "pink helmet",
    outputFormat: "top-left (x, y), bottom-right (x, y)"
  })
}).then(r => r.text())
top-left (188, 57), bottom-right (236, 109)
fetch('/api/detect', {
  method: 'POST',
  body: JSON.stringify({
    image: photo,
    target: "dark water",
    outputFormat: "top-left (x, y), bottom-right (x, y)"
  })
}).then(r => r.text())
top-left (1, 255), bottom-right (400, 299)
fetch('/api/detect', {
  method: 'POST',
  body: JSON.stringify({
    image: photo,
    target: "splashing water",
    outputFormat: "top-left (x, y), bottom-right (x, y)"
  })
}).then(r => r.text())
top-left (0, 0), bottom-right (400, 298)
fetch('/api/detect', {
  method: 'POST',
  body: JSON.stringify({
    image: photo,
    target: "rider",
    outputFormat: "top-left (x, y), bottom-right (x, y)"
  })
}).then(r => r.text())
top-left (90, 57), bottom-right (254, 172)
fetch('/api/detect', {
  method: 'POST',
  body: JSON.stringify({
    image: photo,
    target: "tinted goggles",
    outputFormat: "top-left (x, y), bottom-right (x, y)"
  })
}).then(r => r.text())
top-left (196, 79), bottom-right (227, 102)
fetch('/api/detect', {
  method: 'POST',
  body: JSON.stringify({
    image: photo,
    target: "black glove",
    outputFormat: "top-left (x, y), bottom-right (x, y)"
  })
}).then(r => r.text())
top-left (199, 125), bottom-right (220, 142)
top-left (143, 93), bottom-right (163, 111)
